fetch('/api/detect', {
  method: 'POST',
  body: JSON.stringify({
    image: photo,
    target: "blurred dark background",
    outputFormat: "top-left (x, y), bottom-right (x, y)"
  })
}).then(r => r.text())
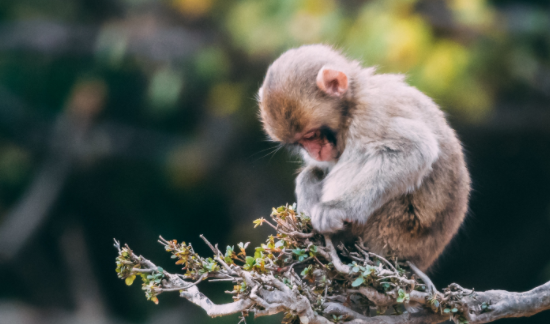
top-left (0, 0), bottom-right (548, 323)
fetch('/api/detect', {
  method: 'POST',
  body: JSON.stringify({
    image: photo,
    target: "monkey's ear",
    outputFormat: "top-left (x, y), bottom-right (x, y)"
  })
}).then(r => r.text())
top-left (316, 67), bottom-right (348, 97)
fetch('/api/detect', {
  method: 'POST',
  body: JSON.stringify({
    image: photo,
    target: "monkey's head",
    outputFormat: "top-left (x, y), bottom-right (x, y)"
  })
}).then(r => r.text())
top-left (258, 45), bottom-right (360, 162)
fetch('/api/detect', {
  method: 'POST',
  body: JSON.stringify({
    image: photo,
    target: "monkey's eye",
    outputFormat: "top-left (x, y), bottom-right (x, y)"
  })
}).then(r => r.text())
top-left (302, 130), bottom-right (321, 141)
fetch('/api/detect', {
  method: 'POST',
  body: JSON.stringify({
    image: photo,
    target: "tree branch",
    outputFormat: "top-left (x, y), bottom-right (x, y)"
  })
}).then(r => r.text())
top-left (467, 281), bottom-right (550, 323)
top-left (113, 205), bottom-right (550, 324)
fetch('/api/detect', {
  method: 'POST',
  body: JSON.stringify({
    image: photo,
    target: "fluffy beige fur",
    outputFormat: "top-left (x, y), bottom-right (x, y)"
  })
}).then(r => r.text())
top-left (259, 44), bottom-right (470, 271)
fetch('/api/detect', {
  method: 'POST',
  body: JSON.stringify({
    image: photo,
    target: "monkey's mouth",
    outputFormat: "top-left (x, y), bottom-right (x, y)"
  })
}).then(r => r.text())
top-left (306, 142), bottom-right (335, 161)
top-left (289, 126), bottom-right (338, 162)
top-left (300, 136), bottom-right (336, 161)
top-left (296, 127), bottom-right (338, 162)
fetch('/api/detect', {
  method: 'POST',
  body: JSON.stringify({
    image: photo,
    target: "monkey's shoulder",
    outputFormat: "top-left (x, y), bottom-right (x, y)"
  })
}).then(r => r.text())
top-left (358, 69), bottom-right (440, 112)
top-left (350, 70), bottom-right (448, 136)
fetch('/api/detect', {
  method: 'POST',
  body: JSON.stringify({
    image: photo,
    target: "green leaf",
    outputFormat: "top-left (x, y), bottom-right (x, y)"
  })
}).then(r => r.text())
top-left (225, 245), bottom-right (234, 257)
top-left (397, 289), bottom-right (409, 303)
top-left (245, 256), bottom-right (255, 266)
top-left (253, 218), bottom-right (265, 228)
top-left (364, 265), bottom-right (374, 275)
top-left (444, 308), bottom-right (451, 314)
top-left (351, 276), bottom-right (365, 287)
top-left (292, 248), bottom-right (305, 256)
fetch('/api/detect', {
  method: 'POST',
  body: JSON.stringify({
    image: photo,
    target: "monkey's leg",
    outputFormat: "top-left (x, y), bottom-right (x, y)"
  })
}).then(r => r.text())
top-left (407, 261), bottom-right (438, 296)
top-left (295, 166), bottom-right (326, 216)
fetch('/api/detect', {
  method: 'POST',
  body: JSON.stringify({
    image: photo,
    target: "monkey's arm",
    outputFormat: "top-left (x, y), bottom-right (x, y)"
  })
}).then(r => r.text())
top-left (312, 117), bottom-right (440, 233)
top-left (295, 166), bottom-right (326, 216)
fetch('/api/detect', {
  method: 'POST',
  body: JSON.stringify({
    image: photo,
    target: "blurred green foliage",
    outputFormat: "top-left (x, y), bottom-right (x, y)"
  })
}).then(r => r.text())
top-left (0, 0), bottom-right (549, 323)
top-left (223, 0), bottom-right (549, 121)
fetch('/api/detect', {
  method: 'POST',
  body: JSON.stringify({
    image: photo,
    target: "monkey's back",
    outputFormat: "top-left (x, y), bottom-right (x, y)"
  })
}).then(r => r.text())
top-left (354, 135), bottom-right (469, 271)
top-left (345, 72), bottom-right (471, 271)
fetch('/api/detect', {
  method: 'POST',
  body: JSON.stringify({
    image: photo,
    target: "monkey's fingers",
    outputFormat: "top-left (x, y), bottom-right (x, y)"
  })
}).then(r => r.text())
top-left (311, 205), bottom-right (345, 233)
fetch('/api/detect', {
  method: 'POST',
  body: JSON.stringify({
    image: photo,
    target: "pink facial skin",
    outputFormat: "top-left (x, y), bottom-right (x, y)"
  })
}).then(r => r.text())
top-left (298, 129), bottom-right (336, 162)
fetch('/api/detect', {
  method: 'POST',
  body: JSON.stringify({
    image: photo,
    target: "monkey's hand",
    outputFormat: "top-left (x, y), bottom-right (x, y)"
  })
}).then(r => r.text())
top-left (296, 166), bottom-right (325, 216)
top-left (310, 203), bottom-right (346, 233)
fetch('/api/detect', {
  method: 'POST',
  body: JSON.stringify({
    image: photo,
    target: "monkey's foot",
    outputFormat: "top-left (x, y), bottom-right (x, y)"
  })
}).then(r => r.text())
top-left (407, 261), bottom-right (439, 296)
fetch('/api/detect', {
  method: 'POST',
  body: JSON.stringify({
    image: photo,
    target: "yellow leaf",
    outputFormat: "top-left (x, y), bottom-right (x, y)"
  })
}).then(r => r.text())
top-left (253, 218), bottom-right (265, 228)
top-left (125, 275), bottom-right (136, 286)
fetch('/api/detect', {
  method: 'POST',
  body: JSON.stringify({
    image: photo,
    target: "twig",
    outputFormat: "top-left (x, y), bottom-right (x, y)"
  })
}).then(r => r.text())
top-left (279, 230), bottom-right (315, 238)
top-left (325, 235), bottom-right (350, 274)
top-left (131, 268), bottom-right (154, 273)
top-left (262, 218), bottom-right (279, 231)
top-left (209, 278), bottom-right (241, 283)
top-left (369, 252), bottom-right (397, 273)
top-left (200, 234), bottom-right (221, 256)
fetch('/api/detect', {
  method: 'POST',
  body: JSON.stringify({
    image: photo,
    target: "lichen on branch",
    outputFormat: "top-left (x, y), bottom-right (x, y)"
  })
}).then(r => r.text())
top-left (114, 204), bottom-right (550, 324)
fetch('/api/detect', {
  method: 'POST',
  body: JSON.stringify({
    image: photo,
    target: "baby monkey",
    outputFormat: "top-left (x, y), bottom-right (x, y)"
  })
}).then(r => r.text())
top-left (258, 45), bottom-right (470, 271)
